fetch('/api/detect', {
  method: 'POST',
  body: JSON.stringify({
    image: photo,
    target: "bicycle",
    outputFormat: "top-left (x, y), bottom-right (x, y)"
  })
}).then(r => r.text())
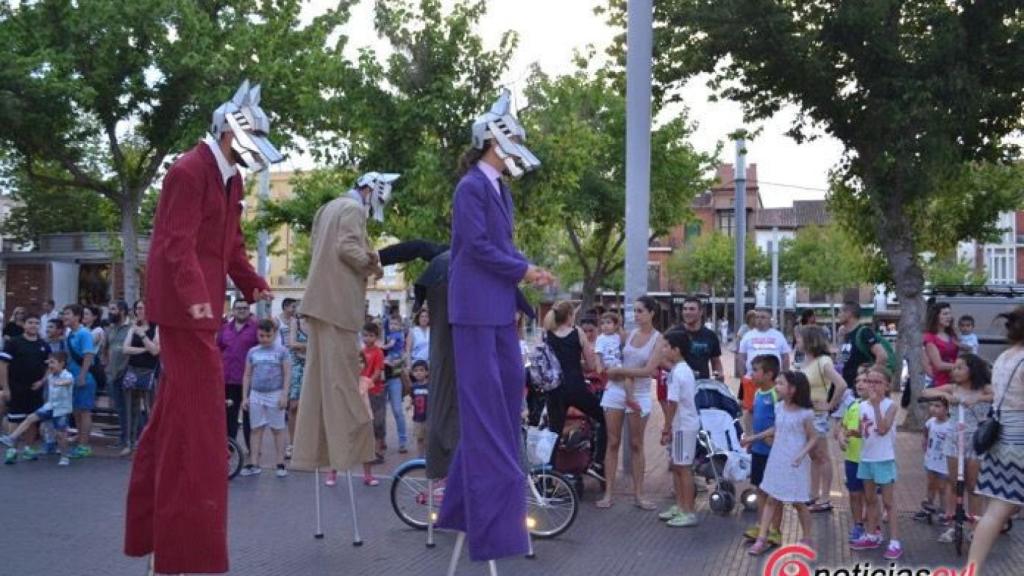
top-left (225, 399), bottom-right (245, 480)
top-left (390, 458), bottom-right (578, 539)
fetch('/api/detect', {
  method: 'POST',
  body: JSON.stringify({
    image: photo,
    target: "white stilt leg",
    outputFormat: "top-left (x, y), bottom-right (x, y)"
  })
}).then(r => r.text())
top-left (313, 467), bottom-right (324, 539)
top-left (426, 479), bottom-right (436, 548)
top-left (346, 471), bottom-right (364, 546)
top-left (488, 560), bottom-right (498, 576)
top-left (446, 532), bottom-right (465, 576)
top-left (526, 527), bottom-right (535, 559)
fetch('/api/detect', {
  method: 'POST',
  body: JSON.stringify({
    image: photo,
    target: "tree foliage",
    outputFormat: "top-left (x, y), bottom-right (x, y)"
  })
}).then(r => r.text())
top-left (519, 59), bottom-right (717, 310)
top-left (779, 225), bottom-right (867, 298)
top-left (620, 0), bottom-right (1024, 427)
top-left (667, 231), bottom-right (769, 296)
top-left (0, 0), bottom-right (359, 303)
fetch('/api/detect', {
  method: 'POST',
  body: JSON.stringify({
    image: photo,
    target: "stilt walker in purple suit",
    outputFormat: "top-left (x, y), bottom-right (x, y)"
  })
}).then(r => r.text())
top-left (436, 89), bottom-right (553, 570)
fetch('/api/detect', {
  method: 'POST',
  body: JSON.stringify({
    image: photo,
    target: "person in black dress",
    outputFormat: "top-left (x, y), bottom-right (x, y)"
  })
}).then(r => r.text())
top-left (543, 300), bottom-right (606, 479)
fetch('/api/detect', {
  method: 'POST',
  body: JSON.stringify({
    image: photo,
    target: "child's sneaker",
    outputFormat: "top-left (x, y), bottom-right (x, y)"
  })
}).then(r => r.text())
top-left (58, 456), bottom-right (70, 467)
top-left (69, 445), bottom-right (92, 459)
top-left (240, 465), bottom-right (261, 477)
top-left (767, 529), bottom-right (782, 547)
top-left (363, 476), bottom-right (380, 487)
top-left (850, 533), bottom-right (882, 550)
top-left (666, 512), bottom-right (699, 527)
top-left (4, 448), bottom-right (17, 465)
top-left (20, 446), bottom-right (40, 461)
top-left (325, 470), bottom-right (338, 486)
top-left (848, 524), bottom-right (866, 542)
top-left (275, 464), bottom-right (288, 478)
top-left (659, 505), bottom-right (681, 521)
top-left (0, 435), bottom-right (14, 448)
top-left (883, 541), bottom-right (903, 560)
top-left (743, 525), bottom-right (760, 540)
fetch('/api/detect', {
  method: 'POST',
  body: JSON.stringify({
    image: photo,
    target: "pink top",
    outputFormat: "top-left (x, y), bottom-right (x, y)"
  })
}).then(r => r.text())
top-left (924, 331), bottom-right (958, 388)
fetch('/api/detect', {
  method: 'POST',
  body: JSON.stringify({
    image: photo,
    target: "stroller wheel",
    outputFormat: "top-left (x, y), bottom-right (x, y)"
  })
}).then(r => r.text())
top-left (718, 480), bottom-right (736, 497)
top-left (740, 488), bottom-right (758, 512)
top-left (709, 490), bottom-right (735, 514)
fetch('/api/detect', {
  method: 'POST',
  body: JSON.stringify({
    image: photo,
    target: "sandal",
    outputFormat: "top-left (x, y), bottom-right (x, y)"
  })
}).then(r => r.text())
top-left (809, 501), bottom-right (833, 513)
top-left (596, 497), bottom-right (614, 509)
top-left (634, 499), bottom-right (657, 511)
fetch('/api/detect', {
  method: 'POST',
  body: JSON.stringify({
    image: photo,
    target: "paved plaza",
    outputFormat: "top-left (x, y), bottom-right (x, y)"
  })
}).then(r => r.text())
top-left (2, 399), bottom-right (1023, 576)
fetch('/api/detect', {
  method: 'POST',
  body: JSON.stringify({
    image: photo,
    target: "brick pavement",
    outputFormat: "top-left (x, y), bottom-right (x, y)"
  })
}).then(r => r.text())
top-left (2, 354), bottom-right (1022, 575)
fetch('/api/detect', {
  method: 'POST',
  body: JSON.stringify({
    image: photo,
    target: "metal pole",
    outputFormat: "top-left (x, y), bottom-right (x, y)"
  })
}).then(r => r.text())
top-left (623, 0), bottom-right (653, 330)
top-left (733, 139), bottom-right (747, 340)
top-left (771, 226), bottom-right (779, 326)
top-left (256, 168), bottom-right (271, 317)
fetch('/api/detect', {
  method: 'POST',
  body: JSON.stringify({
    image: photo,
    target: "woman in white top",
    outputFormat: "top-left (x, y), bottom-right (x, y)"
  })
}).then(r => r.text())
top-left (405, 306), bottom-right (431, 364)
top-left (597, 296), bottom-right (663, 510)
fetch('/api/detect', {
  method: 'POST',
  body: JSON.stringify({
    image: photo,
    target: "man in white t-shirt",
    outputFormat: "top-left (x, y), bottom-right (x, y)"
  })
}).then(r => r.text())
top-left (737, 309), bottom-right (791, 377)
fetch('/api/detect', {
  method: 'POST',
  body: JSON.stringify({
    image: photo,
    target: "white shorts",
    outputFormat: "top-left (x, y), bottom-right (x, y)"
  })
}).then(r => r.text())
top-left (600, 383), bottom-right (652, 417)
top-left (672, 429), bottom-right (698, 466)
top-left (249, 390), bottom-right (286, 430)
top-left (813, 412), bottom-right (832, 435)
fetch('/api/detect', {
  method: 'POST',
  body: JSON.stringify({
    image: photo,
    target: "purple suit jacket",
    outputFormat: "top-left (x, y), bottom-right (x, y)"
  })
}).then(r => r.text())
top-left (448, 166), bottom-right (530, 326)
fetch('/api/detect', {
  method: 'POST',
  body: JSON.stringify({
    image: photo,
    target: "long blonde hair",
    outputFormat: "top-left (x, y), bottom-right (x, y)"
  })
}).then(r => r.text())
top-left (543, 301), bottom-right (575, 332)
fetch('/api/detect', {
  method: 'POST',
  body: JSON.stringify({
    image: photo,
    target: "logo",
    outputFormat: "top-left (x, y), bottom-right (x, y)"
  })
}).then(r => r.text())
top-left (764, 544), bottom-right (816, 576)
top-left (760, 544), bottom-right (978, 576)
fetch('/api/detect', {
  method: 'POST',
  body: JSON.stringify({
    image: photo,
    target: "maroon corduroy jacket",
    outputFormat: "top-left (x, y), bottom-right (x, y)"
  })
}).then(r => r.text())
top-left (145, 143), bottom-right (269, 331)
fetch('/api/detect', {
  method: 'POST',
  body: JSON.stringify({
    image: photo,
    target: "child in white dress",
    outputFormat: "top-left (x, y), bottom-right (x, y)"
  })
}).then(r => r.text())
top-left (742, 370), bottom-right (817, 555)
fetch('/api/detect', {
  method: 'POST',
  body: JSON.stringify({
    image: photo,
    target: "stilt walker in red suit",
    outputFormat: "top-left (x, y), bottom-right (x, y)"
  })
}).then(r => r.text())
top-left (124, 80), bottom-right (283, 575)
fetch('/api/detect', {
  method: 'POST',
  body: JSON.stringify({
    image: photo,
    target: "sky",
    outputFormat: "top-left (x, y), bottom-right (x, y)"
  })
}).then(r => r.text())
top-left (301, 0), bottom-right (846, 208)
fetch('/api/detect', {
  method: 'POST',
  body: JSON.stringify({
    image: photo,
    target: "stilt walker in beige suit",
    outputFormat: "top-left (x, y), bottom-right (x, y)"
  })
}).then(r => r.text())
top-left (290, 172), bottom-right (399, 545)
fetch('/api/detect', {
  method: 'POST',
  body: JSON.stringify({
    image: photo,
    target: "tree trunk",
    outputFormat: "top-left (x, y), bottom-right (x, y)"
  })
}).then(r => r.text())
top-left (579, 276), bottom-right (599, 317)
top-left (875, 194), bottom-right (927, 430)
top-left (120, 197), bottom-right (140, 306)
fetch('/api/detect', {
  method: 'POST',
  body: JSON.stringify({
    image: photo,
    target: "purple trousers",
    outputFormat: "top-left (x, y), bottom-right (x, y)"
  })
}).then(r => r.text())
top-left (435, 323), bottom-right (529, 561)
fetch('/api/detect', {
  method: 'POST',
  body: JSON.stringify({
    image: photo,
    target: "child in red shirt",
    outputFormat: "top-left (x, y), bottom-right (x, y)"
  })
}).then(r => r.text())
top-left (361, 322), bottom-right (386, 485)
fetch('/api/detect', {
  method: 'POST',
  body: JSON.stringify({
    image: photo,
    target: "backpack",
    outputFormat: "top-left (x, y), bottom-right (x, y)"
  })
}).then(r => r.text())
top-left (853, 325), bottom-right (899, 376)
top-left (527, 338), bottom-right (563, 393)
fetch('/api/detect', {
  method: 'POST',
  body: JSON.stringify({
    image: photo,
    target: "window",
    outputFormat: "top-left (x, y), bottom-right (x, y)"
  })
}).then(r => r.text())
top-left (716, 210), bottom-right (735, 237)
top-left (684, 221), bottom-right (702, 242)
top-left (985, 246), bottom-right (1015, 285)
top-left (647, 262), bottom-right (661, 292)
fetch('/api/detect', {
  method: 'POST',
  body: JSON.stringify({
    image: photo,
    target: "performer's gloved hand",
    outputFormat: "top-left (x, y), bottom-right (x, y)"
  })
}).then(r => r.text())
top-left (188, 303), bottom-right (214, 320)
top-left (524, 265), bottom-right (555, 287)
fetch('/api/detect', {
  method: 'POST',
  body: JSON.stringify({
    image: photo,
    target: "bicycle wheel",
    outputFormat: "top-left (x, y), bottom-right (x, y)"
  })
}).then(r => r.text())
top-left (391, 461), bottom-right (437, 530)
top-left (227, 437), bottom-right (244, 480)
top-left (526, 471), bottom-right (578, 539)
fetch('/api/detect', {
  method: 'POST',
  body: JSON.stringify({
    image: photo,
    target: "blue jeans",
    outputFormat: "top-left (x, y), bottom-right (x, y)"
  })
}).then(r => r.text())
top-left (385, 377), bottom-right (408, 446)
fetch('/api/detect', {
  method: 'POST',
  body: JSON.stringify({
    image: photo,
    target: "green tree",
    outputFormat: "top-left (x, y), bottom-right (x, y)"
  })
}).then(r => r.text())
top-left (2, 164), bottom-right (119, 244)
top-left (922, 255), bottom-right (988, 288)
top-left (257, 0), bottom-right (523, 277)
top-left (520, 60), bottom-right (717, 311)
top-left (0, 0), bottom-right (358, 303)
top-left (667, 231), bottom-right (769, 325)
top-left (620, 0), bottom-right (1024, 426)
top-left (779, 225), bottom-right (868, 337)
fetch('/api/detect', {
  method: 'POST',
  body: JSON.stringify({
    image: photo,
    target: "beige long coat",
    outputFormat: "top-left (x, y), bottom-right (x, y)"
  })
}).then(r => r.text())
top-left (291, 195), bottom-right (379, 471)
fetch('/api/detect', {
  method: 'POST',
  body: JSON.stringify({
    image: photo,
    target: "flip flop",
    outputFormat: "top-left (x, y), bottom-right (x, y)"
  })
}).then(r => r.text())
top-left (809, 501), bottom-right (833, 513)
top-left (635, 499), bottom-right (657, 511)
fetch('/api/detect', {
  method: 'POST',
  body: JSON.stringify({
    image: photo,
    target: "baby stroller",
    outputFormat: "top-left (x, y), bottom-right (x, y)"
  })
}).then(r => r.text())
top-left (693, 379), bottom-right (756, 514)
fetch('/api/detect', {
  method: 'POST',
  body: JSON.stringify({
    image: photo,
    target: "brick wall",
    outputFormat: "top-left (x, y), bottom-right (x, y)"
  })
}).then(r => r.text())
top-left (3, 263), bottom-right (50, 318)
